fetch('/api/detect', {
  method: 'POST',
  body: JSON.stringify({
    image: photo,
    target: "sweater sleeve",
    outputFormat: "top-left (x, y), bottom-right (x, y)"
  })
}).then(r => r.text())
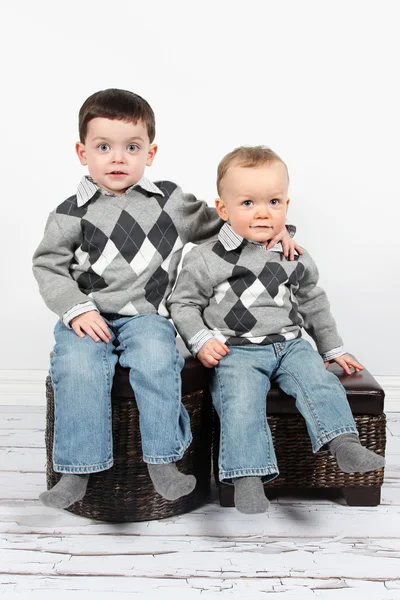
top-left (32, 212), bottom-right (98, 319)
top-left (295, 252), bottom-right (344, 357)
top-left (177, 190), bottom-right (223, 244)
top-left (167, 247), bottom-right (214, 354)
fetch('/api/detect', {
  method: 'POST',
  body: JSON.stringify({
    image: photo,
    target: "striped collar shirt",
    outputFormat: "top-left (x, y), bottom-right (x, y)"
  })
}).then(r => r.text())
top-left (218, 223), bottom-right (284, 253)
top-left (76, 176), bottom-right (164, 207)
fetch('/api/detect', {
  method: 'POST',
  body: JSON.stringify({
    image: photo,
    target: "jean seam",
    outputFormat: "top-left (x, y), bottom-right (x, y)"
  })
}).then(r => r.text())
top-left (262, 377), bottom-right (271, 457)
top-left (214, 366), bottom-right (226, 471)
top-left (173, 346), bottom-right (186, 456)
top-left (54, 458), bottom-right (114, 474)
top-left (103, 333), bottom-right (115, 463)
top-left (219, 466), bottom-right (280, 482)
top-left (279, 365), bottom-right (324, 434)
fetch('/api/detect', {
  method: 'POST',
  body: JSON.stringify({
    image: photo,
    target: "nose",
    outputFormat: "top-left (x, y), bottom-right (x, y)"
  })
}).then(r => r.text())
top-left (111, 148), bottom-right (124, 163)
top-left (255, 203), bottom-right (270, 218)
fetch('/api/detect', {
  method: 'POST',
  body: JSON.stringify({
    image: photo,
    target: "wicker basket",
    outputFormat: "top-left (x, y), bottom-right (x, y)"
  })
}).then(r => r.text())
top-left (213, 411), bottom-right (386, 506)
top-left (45, 376), bottom-right (212, 522)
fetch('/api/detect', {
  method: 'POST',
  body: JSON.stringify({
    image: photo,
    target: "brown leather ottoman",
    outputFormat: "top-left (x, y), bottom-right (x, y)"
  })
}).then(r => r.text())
top-left (45, 340), bottom-right (212, 522)
top-left (213, 364), bottom-right (386, 507)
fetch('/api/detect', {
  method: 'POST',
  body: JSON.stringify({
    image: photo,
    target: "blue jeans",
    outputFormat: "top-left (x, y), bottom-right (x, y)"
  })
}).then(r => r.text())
top-left (50, 314), bottom-right (191, 473)
top-left (210, 338), bottom-right (357, 482)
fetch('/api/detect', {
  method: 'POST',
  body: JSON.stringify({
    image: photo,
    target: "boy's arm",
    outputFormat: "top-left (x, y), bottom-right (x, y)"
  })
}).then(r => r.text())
top-left (297, 257), bottom-right (364, 374)
top-left (32, 213), bottom-right (98, 323)
top-left (167, 247), bottom-right (216, 355)
top-left (295, 252), bottom-right (346, 361)
top-left (177, 190), bottom-right (223, 245)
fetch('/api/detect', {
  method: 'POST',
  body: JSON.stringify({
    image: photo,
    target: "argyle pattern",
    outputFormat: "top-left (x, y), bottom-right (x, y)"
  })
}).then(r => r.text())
top-left (219, 255), bottom-right (305, 345)
top-left (168, 226), bottom-right (343, 357)
top-left (63, 191), bottom-right (179, 310)
top-left (33, 179), bottom-right (222, 321)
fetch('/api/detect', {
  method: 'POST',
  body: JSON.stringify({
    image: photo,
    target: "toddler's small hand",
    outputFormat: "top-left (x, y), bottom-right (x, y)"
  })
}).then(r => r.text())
top-left (197, 339), bottom-right (230, 368)
top-left (324, 353), bottom-right (364, 376)
top-left (70, 311), bottom-right (112, 343)
top-left (266, 227), bottom-right (303, 261)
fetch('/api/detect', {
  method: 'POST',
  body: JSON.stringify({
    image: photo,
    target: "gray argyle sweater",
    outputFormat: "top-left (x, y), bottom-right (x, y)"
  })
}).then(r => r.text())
top-left (32, 176), bottom-right (222, 324)
top-left (168, 223), bottom-right (345, 361)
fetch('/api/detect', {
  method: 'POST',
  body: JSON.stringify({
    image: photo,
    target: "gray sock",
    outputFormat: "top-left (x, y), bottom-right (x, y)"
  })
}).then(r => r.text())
top-left (233, 476), bottom-right (269, 514)
top-left (147, 463), bottom-right (196, 501)
top-left (329, 433), bottom-right (385, 473)
top-left (39, 473), bottom-right (89, 509)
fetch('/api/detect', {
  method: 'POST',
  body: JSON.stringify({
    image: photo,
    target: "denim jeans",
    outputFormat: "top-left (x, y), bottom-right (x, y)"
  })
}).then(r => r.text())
top-left (50, 314), bottom-right (191, 473)
top-left (210, 338), bottom-right (357, 482)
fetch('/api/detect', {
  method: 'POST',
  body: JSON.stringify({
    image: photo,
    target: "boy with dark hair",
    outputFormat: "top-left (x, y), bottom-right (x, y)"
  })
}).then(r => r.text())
top-left (168, 145), bottom-right (385, 514)
top-left (33, 91), bottom-right (300, 509)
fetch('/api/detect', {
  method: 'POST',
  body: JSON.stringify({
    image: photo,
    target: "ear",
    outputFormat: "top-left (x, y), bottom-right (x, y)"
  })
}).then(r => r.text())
top-left (285, 197), bottom-right (290, 213)
top-left (75, 142), bottom-right (87, 166)
top-left (215, 198), bottom-right (229, 221)
top-left (146, 144), bottom-right (158, 167)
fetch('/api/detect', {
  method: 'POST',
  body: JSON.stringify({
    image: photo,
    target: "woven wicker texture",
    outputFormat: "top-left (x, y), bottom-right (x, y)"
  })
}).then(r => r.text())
top-left (213, 411), bottom-right (386, 488)
top-left (45, 377), bottom-right (212, 522)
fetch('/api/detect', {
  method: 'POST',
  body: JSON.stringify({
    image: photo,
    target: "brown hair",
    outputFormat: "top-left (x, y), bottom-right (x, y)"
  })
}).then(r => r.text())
top-left (78, 88), bottom-right (156, 143)
top-left (217, 145), bottom-right (288, 196)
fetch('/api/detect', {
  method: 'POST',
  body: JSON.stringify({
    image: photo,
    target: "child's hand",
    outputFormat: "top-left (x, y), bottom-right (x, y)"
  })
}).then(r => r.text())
top-left (266, 228), bottom-right (303, 261)
top-left (324, 353), bottom-right (364, 376)
top-left (197, 339), bottom-right (230, 368)
top-left (70, 311), bottom-right (112, 343)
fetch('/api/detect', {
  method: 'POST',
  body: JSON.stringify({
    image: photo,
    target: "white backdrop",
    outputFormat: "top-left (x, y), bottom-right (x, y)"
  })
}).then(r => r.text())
top-left (1, 0), bottom-right (399, 376)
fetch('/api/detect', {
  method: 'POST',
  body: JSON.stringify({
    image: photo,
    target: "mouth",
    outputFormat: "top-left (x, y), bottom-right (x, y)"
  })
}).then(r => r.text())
top-left (108, 171), bottom-right (127, 176)
top-left (250, 225), bottom-right (272, 229)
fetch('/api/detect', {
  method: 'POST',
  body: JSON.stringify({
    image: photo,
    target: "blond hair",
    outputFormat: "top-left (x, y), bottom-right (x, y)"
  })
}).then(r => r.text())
top-left (217, 146), bottom-right (288, 196)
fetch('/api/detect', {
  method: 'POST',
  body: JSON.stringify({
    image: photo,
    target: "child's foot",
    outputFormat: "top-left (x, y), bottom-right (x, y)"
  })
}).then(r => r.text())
top-left (329, 433), bottom-right (385, 473)
top-left (39, 473), bottom-right (89, 508)
top-left (147, 463), bottom-right (196, 501)
top-left (233, 476), bottom-right (269, 514)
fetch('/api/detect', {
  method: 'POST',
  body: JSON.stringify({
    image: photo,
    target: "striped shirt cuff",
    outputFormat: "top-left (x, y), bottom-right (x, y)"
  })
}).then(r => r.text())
top-left (321, 346), bottom-right (347, 362)
top-left (62, 301), bottom-right (99, 327)
top-left (188, 329), bottom-right (215, 356)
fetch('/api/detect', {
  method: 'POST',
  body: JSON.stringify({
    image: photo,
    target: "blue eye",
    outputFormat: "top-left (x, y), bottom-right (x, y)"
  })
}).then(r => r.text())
top-left (127, 144), bottom-right (139, 152)
top-left (243, 200), bottom-right (253, 207)
top-left (270, 198), bottom-right (279, 206)
top-left (98, 143), bottom-right (110, 152)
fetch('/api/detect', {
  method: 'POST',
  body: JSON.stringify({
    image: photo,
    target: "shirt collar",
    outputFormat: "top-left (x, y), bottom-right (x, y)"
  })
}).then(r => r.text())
top-left (76, 175), bottom-right (164, 207)
top-left (218, 223), bottom-right (284, 253)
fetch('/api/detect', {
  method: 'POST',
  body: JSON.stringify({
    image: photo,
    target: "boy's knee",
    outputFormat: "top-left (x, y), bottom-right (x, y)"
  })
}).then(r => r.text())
top-left (53, 334), bottom-right (107, 374)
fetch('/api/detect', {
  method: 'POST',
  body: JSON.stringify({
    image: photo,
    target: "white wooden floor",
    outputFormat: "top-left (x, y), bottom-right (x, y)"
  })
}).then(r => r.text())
top-left (1, 407), bottom-right (400, 600)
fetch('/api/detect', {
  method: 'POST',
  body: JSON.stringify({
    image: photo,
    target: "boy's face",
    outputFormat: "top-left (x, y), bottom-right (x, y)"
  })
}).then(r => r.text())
top-left (76, 118), bottom-right (157, 196)
top-left (215, 162), bottom-right (290, 245)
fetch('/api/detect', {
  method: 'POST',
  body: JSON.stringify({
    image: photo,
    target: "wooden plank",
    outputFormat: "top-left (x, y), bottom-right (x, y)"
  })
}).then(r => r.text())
top-left (0, 448), bottom-right (45, 472)
top-left (0, 407), bottom-right (45, 415)
top-left (385, 435), bottom-right (400, 455)
top-left (0, 411), bottom-right (45, 430)
top-left (0, 430), bottom-right (44, 449)
top-left (3, 575), bottom-right (399, 600)
top-left (1, 541), bottom-right (400, 579)
top-left (2, 501), bottom-right (400, 538)
top-left (0, 472), bottom-right (46, 499)
top-left (386, 421), bottom-right (400, 436)
top-left (2, 532), bottom-right (400, 557)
